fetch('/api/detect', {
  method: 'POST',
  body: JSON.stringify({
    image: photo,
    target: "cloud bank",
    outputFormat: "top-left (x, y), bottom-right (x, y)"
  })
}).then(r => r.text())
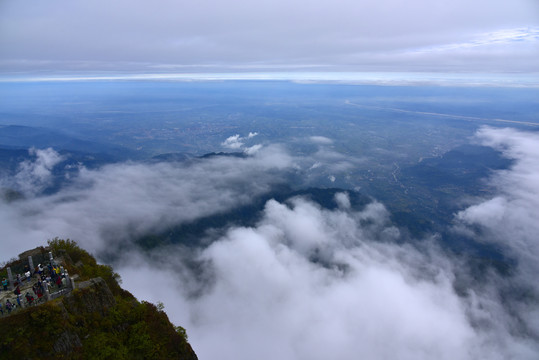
top-left (118, 192), bottom-right (538, 360)
top-left (455, 127), bottom-right (539, 342)
top-left (456, 127), bottom-right (539, 276)
top-left (0, 128), bottom-right (538, 359)
top-left (118, 127), bottom-right (539, 360)
top-left (0, 145), bottom-right (293, 255)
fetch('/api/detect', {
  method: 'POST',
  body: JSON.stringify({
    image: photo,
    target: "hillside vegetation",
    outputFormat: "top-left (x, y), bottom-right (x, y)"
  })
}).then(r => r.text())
top-left (0, 238), bottom-right (197, 360)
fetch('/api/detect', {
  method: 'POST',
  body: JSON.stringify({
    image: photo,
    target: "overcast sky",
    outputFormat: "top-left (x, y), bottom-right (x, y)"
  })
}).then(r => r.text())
top-left (0, 0), bottom-right (538, 76)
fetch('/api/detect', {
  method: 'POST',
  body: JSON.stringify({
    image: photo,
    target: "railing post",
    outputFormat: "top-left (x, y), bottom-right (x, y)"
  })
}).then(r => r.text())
top-left (6, 267), bottom-right (14, 290)
top-left (43, 281), bottom-right (50, 301)
top-left (28, 256), bottom-right (35, 275)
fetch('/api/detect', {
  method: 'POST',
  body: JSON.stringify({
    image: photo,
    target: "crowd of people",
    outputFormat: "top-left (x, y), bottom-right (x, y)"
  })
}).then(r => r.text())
top-left (0, 261), bottom-right (71, 316)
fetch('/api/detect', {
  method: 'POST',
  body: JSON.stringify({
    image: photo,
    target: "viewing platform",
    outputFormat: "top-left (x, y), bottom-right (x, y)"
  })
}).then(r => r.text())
top-left (0, 247), bottom-right (77, 316)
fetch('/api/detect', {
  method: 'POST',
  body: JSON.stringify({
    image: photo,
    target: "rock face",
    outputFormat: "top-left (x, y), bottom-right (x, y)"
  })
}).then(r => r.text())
top-left (0, 241), bottom-right (198, 360)
top-left (48, 277), bottom-right (118, 356)
top-left (63, 277), bottom-right (116, 316)
top-left (53, 331), bottom-right (83, 355)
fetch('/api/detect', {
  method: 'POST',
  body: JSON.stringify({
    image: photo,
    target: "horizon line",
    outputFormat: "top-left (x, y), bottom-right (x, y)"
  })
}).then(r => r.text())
top-left (1, 71), bottom-right (538, 88)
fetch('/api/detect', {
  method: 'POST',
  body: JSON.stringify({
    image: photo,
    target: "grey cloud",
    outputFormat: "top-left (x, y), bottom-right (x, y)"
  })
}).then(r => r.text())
top-left (0, 0), bottom-right (537, 73)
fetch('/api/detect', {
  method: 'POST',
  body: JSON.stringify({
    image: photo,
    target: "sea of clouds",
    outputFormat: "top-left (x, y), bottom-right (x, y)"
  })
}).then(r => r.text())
top-left (0, 127), bottom-right (538, 359)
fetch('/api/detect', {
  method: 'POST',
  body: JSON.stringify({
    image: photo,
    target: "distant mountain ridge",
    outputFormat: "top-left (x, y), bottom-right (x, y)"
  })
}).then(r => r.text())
top-left (0, 124), bottom-right (135, 158)
top-left (134, 186), bottom-right (372, 251)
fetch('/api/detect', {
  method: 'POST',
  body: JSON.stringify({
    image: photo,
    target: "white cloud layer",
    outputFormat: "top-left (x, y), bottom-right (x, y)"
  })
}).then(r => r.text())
top-left (118, 193), bottom-right (538, 360)
top-left (0, 145), bottom-right (293, 255)
top-left (1, 128), bottom-right (539, 359)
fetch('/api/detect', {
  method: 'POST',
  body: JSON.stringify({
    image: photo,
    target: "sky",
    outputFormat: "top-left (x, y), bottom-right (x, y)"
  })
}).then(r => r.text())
top-left (0, 128), bottom-right (539, 359)
top-left (0, 0), bottom-right (538, 76)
